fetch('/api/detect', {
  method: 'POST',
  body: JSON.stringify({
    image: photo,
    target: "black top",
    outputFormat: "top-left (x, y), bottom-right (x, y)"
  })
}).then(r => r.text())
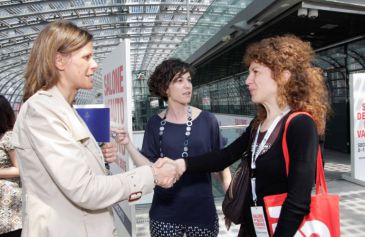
top-left (141, 111), bottom-right (224, 228)
top-left (185, 113), bottom-right (318, 236)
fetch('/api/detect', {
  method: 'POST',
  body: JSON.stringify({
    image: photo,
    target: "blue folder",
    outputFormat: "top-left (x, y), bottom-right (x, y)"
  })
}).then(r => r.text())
top-left (76, 107), bottom-right (110, 143)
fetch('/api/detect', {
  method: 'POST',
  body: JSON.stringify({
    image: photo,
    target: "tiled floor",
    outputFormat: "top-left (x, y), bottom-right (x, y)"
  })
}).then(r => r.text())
top-left (323, 150), bottom-right (365, 237)
top-left (135, 149), bottom-right (365, 236)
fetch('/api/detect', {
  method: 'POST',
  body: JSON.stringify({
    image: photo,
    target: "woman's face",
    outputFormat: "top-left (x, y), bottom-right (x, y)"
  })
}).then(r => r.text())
top-left (245, 61), bottom-right (278, 105)
top-left (166, 72), bottom-right (192, 105)
top-left (59, 42), bottom-right (98, 90)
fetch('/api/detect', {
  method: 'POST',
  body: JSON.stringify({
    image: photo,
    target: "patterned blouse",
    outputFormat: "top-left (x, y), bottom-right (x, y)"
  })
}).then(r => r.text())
top-left (0, 131), bottom-right (22, 234)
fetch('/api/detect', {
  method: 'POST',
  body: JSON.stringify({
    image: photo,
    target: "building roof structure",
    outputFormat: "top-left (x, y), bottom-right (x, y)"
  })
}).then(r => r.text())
top-left (1, 0), bottom-right (365, 109)
top-left (0, 0), bottom-right (251, 108)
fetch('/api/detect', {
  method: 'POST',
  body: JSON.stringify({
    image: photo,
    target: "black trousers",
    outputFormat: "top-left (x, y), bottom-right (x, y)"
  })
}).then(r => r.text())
top-left (0, 229), bottom-right (22, 237)
top-left (238, 214), bottom-right (256, 237)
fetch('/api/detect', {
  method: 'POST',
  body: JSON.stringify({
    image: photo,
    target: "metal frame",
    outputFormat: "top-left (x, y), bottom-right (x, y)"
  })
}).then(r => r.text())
top-left (0, 0), bottom-right (215, 108)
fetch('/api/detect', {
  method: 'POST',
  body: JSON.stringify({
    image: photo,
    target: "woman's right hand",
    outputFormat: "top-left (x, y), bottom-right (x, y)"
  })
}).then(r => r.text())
top-left (155, 157), bottom-right (186, 178)
top-left (151, 162), bottom-right (179, 188)
top-left (110, 128), bottom-right (152, 167)
top-left (111, 128), bottom-right (130, 145)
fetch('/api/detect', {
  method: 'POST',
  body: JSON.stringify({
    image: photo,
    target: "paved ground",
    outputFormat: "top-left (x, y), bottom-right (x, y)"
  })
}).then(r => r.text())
top-left (135, 149), bottom-right (365, 237)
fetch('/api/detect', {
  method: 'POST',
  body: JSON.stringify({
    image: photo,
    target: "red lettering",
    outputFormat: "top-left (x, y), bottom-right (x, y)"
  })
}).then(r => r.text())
top-left (103, 73), bottom-right (111, 96)
top-left (117, 143), bottom-right (126, 156)
top-left (256, 222), bottom-right (265, 227)
top-left (357, 130), bottom-right (365, 138)
top-left (105, 97), bottom-right (124, 125)
top-left (357, 112), bottom-right (365, 120)
top-left (117, 158), bottom-right (126, 172)
top-left (103, 65), bottom-right (124, 96)
top-left (362, 103), bottom-right (365, 111)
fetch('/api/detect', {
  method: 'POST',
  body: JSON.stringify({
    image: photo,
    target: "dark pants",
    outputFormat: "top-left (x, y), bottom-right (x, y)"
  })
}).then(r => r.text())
top-left (238, 214), bottom-right (256, 237)
top-left (238, 224), bottom-right (256, 237)
top-left (0, 229), bottom-right (22, 237)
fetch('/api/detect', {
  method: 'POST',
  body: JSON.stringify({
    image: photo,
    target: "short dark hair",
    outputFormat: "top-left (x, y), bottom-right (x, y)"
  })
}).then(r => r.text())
top-left (0, 95), bottom-right (16, 134)
top-left (148, 58), bottom-right (194, 101)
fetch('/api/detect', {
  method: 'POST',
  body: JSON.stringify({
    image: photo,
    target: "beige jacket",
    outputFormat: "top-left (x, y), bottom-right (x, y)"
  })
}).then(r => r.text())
top-left (12, 86), bottom-right (155, 237)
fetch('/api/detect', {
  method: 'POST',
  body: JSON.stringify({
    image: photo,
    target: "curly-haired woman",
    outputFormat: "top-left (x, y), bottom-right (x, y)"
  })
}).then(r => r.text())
top-left (166, 35), bottom-right (330, 237)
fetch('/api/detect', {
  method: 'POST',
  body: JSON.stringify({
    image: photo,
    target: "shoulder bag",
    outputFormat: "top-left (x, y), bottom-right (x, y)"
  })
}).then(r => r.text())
top-left (263, 112), bottom-right (340, 237)
top-left (222, 123), bottom-right (256, 228)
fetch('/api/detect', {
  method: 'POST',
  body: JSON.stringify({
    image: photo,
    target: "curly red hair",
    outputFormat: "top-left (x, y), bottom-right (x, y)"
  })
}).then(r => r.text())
top-left (244, 35), bottom-right (330, 135)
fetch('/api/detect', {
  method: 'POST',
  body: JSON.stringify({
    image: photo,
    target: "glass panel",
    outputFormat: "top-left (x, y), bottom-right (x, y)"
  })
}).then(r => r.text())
top-left (171, 0), bottom-right (254, 60)
top-left (348, 39), bottom-right (365, 72)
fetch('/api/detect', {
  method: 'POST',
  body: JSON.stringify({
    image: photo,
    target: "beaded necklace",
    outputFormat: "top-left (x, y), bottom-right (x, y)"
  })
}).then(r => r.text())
top-left (159, 106), bottom-right (192, 158)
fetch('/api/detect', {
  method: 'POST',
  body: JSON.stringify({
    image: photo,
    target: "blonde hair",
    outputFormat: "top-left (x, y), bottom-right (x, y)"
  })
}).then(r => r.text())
top-left (244, 35), bottom-right (330, 135)
top-left (23, 20), bottom-right (93, 101)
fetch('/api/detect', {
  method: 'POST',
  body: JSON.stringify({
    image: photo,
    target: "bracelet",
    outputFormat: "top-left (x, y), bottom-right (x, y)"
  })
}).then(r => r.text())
top-left (150, 165), bottom-right (158, 184)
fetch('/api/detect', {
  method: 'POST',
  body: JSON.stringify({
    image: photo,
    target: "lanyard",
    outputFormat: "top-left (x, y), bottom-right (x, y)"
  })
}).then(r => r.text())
top-left (251, 106), bottom-right (290, 204)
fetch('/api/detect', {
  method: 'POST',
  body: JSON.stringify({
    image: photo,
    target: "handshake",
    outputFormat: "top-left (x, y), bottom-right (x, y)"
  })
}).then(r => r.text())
top-left (150, 158), bottom-right (187, 189)
top-left (107, 128), bottom-right (188, 189)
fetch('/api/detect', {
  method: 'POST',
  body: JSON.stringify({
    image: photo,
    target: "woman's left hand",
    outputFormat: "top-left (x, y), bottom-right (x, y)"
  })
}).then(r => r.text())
top-left (101, 143), bottom-right (117, 163)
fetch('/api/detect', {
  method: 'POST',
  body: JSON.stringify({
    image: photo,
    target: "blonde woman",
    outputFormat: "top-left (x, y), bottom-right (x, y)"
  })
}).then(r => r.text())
top-left (12, 20), bottom-right (178, 237)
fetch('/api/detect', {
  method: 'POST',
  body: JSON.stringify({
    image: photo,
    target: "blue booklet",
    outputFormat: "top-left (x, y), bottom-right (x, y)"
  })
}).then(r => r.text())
top-left (75, 106), bottom-right (110, 143)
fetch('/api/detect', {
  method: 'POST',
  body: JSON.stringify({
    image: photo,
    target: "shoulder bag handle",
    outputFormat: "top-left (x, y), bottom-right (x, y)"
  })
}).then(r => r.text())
top-left (282, 112), bottom-right (327, 194)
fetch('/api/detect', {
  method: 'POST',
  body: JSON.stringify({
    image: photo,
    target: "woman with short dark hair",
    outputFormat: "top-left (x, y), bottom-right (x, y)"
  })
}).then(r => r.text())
top-left (115, 58), bottom-right (232, 237)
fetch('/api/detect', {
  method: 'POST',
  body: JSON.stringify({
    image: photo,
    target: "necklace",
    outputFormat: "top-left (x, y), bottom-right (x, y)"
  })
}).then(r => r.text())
top-left (159, 106), bottom-right (192, 158)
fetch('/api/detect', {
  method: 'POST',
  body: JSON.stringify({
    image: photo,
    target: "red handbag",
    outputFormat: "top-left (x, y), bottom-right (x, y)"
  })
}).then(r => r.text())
top-left (263, 112), bottom-right (340, 237)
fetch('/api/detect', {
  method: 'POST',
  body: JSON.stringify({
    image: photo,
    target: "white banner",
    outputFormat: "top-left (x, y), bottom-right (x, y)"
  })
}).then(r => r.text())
top-left (350, 72), bottom-right (365, 182)
top-left (214, 113), bottom-right (253, 127)
top-left (101, 39), bottom-right (136, 237)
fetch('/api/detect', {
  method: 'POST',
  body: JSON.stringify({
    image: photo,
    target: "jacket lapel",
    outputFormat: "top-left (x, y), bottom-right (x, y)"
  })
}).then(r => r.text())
top-left (46, 87), bottom-right (106, 172)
